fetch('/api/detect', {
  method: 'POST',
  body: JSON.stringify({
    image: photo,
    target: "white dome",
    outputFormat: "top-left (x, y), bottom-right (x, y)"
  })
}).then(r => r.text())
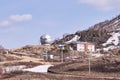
top-left (41, 34), bottom-right (51, 39)
top-left (40, 34), bottom-right (52, 45)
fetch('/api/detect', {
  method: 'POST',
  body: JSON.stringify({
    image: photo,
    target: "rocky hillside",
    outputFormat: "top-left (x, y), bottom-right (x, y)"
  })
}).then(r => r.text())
top-left (90, 15), bottom-right (120, 32)
top-left (54, 14), bottom-right (120, 49)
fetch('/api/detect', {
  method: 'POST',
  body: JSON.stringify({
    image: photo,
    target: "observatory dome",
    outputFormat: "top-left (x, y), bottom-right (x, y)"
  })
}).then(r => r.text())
top-left (40, 34), bottom-right (52, 45)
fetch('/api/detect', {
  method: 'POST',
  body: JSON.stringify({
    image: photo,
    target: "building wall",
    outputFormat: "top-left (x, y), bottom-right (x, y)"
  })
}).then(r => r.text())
top-left (77, 44), bottom-right (85, 52)
top-left (87, 44), bottom-right (95, 52)
top-left (76, 43), bottom-right (95, 52)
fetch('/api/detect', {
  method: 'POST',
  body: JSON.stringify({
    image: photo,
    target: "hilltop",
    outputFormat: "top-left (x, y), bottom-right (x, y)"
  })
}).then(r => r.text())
top-left (54, 14), bottom-right (120, 49)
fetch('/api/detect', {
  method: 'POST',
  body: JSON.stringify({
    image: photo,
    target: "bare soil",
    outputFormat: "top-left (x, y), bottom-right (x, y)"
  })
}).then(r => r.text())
top-left (1, 71), bottom-right (120, 80)
top-left (1, 49), bottom-right (120, 80)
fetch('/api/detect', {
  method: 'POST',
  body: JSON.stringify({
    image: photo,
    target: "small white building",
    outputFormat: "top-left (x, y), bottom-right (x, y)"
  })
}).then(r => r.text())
top-left (70, 42), bottom-right (95, 52)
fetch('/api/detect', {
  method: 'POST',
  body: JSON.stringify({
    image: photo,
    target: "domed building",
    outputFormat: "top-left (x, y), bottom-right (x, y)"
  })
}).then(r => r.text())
top-left (40, 34), bottom-right (52, 45)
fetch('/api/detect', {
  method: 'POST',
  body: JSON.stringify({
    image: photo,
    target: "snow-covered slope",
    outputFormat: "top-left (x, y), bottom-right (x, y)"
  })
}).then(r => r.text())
top-left (102, 32), bottom-right (120, 46)
top-left (103, 46), bottom-right (118, 51)
top-left (102, 32), bottom-right (120, 51)
top-left (23, 65), bottom-right (53, 73)
top-left (65, 35), bottom-right (80, 44)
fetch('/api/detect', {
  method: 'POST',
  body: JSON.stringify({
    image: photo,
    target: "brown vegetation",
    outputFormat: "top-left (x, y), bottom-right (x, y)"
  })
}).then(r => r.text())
top-left (1, 71), bottom-right (120, 80)
top-left (48, 55), bottom-right (120, 78)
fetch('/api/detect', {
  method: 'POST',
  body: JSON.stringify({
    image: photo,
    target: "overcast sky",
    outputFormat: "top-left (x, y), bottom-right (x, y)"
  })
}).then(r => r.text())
top-left (0, 0), bottom-right (120, 49)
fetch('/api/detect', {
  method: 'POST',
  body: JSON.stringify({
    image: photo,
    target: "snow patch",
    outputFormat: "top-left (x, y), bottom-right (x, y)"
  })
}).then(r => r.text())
top-left (2, 65), bottom-right (26, 74)
top-left (102, 32), bottom-right (120, 46)
top-left (91, 54), bottom-right (103, 58)
top-left (103, 46), bottom-right (117, 51)
top-left (23, 65), bottom-right (53, 73)
top-left (66, 35), bottom-right (80, 44)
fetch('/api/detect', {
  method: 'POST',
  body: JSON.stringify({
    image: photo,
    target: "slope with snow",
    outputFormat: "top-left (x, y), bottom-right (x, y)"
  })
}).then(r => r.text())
top-left (65, 35), bottom-right (80, 44)
top-left (102, 32), bottom-right (120, 46)
top-left (102, 32), bottom-right (120, 51)
top-left (23, 65), bottom-right (53, 73)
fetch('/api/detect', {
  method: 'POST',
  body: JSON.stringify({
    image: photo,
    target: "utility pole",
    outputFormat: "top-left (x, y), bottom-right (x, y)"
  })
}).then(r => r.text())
top-left (45, 45), bottom-right (50, 62)
top-left (61, 47), bottom-right (64, 63)
top-left (88, 51), bottom-right (91, 74)
top-left (58, 44), bottom-right (64, 63)
top-left (46, 47), bottom-right (48, 61)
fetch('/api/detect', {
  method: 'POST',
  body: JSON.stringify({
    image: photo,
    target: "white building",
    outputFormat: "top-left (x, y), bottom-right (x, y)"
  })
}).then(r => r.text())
top-left (70, 42), bottom-right (95, 52)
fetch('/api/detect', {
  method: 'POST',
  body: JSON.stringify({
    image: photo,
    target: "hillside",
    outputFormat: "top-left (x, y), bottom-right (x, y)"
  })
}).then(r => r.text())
top-left (53, 14), bottom-right (120, 49)
top-left (90, 15), bottom-right (120, 32)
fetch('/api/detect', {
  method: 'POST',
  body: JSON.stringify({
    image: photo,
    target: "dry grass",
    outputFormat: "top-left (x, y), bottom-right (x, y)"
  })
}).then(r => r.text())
top-left (1, 61), bottom-right (42, 68)
top-left (1, 71), bottom-right (120, 80)
top-left (48, 55), bottom-right (120, 79)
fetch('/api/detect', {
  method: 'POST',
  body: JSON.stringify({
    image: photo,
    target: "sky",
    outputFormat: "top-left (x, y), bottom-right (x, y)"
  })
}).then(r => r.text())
top-left (0, 0), bottom-right (120, 49)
